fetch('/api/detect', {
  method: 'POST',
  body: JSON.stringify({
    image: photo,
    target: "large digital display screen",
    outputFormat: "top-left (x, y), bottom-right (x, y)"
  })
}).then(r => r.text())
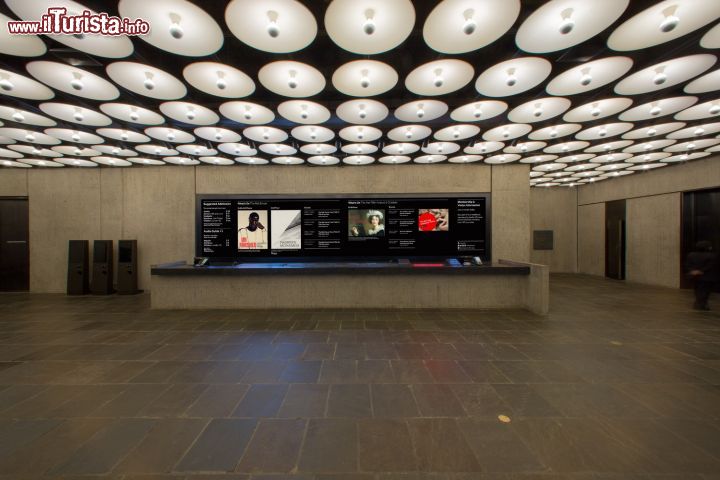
top-left (196, 194), bottom-right (490, 261)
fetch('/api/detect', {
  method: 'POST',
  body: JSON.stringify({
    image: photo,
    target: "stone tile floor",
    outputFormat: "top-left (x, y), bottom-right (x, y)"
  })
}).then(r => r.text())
top-left (0, 273), bottom-right (719, 479)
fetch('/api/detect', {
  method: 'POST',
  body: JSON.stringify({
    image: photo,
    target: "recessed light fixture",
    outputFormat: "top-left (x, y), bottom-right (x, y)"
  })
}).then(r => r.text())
top-left (659, 5), bottom-right (680, 32)
top-left (143, 72), bottom-right (155, 91)
top-left (363, 8), bottom-right (376, 35)
top-left (558, 8), bottom-right (575, 35)
top-left (462, 8), bottom-right (476, 35)
top-left (266, 10), bottom-right (280, 38)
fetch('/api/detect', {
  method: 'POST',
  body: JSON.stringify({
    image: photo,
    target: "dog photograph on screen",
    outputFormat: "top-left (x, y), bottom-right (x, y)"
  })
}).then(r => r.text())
top-left (348, 209), bottom-right (385, 237)
top-left (238, 210), bottom-right (268, 249)
top-left (418, 209), bottom-right (449, 232)
top-left (271, 210), bottom-right (302, 250)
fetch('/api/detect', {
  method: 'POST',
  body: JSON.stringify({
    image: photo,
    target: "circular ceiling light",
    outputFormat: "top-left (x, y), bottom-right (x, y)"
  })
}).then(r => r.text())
top-left (434, 124), bottom-right (481, 141)
top-left (119, 0), bottom-right (223, 56)
top-left (8, 145), bottom-right (60, 157)
top-left (18, 159), bottom-right (63, 167)
top-left (339, 125), bottom-right (382, 142)
top-left (622, 141), bottom-right (674, 154)
top-left (218, 143), bottom-right (257, 157)
top-left (614, 54), bottom-right (716, 95)
top-left (529, 123), bottom-right (582, 140)
top-left (44, 128), bottom-right (101, 144)
top-left (449, 154), bottom-right (484, 164)
top-left (508, 97), bottom-right (571, 123)
top-left (272, 156), bottom-right (304, 165)
top-left (96, 129), bottom-right (150, 143)
top-left (258, 61), bottom-right (325, 98)
top-left (584, 140), bottom-right (634, 153)
top-left (336, 99), bottom-right (389, 124)
top-left (414, 155), bottom-right (447, 164)
top-left (464, 141), bottom-right (504, 154)
top-left (450, 100), bottom-right (508, 122)
top-left (159, 102), bottom-right (220, 126)
top-left (564, 162), bottom-right (599, 171)
top-left (674, 98), bottom-right (720, 120)
top-left (576, 123), bottom-right (634, 140)
top-left (301, 144), bottom-right (337, 155)
top-left (308, 155), bottom-right (340, 166)
top-left (667, 122), bottom-right (720, 139)
top-left (505, 141), bottom-right (547, 154)
top-left (379, 155), bottom-right (411, 164)
top-left (99, 103), bottom-right (165, 125)
top-left (532, 162), bottom-right (568, 172)
top-left (165, 156), bottom-right (200, 166)
top-left (619, 96), bottom-right (698, 121)
top-left (662, 152), bottom-right (711, 162)
top-left (520, 154), bottom-right (558, 164)
top-left (627, 152), bottom-right (672, 163)
top-left (129, 157), bottom-right (166, 166)
top-left (52, 146), bottom-right (99, 157)
top-left (563, 98), bottom-right (633, 122)
top-left (0, 68), bottom-right (53, 100)
top-left (546, 57), bottom-right (633, 95)
top-left (225, 0), bottom-right (317, 53)
top-left (591, 152), bottom-right (633, 163)
top-left (387, 125), bottom-right (432, 142)
top-left (0, 12), bottom-right (46, 57)
top-left (278, 100), bottom-right (331, 124)
top-left (394, 100), bottom-right (448, 122)
top-left (475, 57), bottom-right (552, 97)
top-left (332, 60), bottom-right (398, 97)
top-left (517, 0), bottom-right (629, 53)
top-left (0, 147), bottom-right (22, 159)
top-left (236, 157), bottom-right (269, 165)
top-left (382, 143), bottom-right (420, 155)
top-left (483, 124), bottom-right (532, 141)
top-left (56, 158), bottom-right (97, 168)
top-left (144, 127), bottom-right (195, 144)
top-left (556, 153), bottom-right (596, 162)
top-left (622, 122), bottom-right (686, 139)
top-left (176, 144), bottom-right (217, 156)
top-left (664, 138), bottom-right (720, 152)
top-left (106, 62), bottom-right (187, 100)
top-left (220, 101), bottom-right (275, 125)
top-left (627, 163), bottom-right (668, 171)
top-left (195, 127), bottom-right (242, 143)
top-left (39, 103), bottom-right (112, 126)
top-left (5, 0), bottom-right (133, 58)
top-left (596, 163), bottom-right (632, 171)
top-left (291, 125), bottom-right (334, 143)
top-left (424, 0), bottom-right (520, 54)
top-left (701, 22), bottom-right (720, 49)
top-left (135, 145), bottom-right (178, 156)
top-left (405, 59), bottom-right (474, 96)
top-left (243, 126), bottom-right (288, 143)
top-left (543, 141), bottom-right (589, 153)
top-left (608, 0), bottom-right (720, 51)
top-left (685, 69), bottom-right (720, 93)
top-left (325, 0), bottom-right (415, 54)
top-left (199, 157), bottom-right (234, 166)
top-left (341, 143), bottom-right (378, 155)
top-left (422, 142), bottom-right (460, 155)
top-left (93, 146), bottom-right (137, 158)
top-left (0, 106), bottom-right (55, 127)
top-left (183, 62), bottom-right (255, 98)
top-left (485, 154), bottom-right (521, 164)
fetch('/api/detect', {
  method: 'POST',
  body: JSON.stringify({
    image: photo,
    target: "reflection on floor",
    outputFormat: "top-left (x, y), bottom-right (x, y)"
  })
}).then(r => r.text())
top-left (0, 273), bottom-right (718, 479)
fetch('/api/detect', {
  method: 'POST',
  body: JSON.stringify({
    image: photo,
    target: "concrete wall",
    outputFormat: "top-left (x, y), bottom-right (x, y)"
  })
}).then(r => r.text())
top-left (577, 203), bottom-right (605, 276)
top-left (626, 193), bottom-right (681, 288)
top-left (529, 188), bottom-right (577, 273)
top-left (0, 164), bottom-right (531, 293)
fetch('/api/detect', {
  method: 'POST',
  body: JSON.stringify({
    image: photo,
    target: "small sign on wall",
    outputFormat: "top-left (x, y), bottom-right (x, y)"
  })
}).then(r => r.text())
top-left (533, 230), bottom-right (554, 250)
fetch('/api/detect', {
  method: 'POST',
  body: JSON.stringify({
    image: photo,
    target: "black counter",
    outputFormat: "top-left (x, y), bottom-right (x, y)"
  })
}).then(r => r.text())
top-left (151, 260), bottom-right (530, 276)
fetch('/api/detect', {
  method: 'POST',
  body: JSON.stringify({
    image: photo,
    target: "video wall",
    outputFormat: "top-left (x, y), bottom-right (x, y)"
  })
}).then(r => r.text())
top-left (196, 194), bottom-right (490, 261)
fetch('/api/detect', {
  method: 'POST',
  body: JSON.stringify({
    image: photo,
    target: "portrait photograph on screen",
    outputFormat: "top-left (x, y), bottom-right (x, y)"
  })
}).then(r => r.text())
top-left (348, 209), bottom-right (386, 238)
top-left (271, 210), bottom-right (302, 250)
top-left (238, 210), bottom-right (268, 250)
top-left (418, 209), bottom-right (450, 232)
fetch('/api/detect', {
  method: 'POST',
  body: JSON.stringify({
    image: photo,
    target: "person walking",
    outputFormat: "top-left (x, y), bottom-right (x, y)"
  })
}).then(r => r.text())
top-left (686, 240), bottom-right (719, 311)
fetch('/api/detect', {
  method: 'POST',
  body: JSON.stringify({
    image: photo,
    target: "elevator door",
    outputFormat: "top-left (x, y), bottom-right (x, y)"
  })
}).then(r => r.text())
top-left (605, 200), bottom-right (626, 280)
top-left (0, 198), bottom-right (29, 291)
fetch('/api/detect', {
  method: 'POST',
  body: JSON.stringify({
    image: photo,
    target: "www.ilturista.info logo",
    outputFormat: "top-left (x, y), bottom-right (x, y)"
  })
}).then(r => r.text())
top-left (7, 7), bottom-right (150, 36)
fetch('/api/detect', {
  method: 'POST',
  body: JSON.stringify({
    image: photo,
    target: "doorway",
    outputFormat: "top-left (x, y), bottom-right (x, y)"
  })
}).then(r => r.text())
top-left (605, 199), bottom-right (626, 280)
top-left (682, 188), bottom-right (720, 290)
top-left (0, 197), bottom-right (29, 291)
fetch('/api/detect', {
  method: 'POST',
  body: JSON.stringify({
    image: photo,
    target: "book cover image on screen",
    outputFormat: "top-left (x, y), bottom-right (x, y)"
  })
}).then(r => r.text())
top-left (237, 210), bottom-right (268, 250)
top-left (348, 209), bottom-right (386, 238)
top-left (271, 210), bottom-right (302, 250)
top-left (418, 209), bottom-right (449, 232)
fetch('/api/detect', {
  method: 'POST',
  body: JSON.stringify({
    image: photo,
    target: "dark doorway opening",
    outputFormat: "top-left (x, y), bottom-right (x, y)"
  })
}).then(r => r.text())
top-left (0, 197), bottom-right (29, 291)
top-left (605, 199), bottom-right (626, 280)
top-left (682, 188), bottom-right (720, 290)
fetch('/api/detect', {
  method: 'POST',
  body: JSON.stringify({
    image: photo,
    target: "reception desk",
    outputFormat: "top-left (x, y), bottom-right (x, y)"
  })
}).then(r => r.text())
top-left (150, 259), bottom-right (549, 314)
